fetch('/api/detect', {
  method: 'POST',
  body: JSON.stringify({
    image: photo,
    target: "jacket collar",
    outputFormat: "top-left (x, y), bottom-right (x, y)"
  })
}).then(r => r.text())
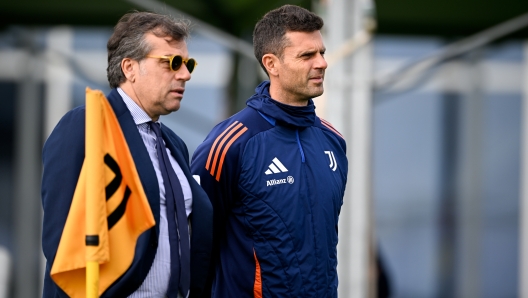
top-left (246, 81), bottom-right (316, 128)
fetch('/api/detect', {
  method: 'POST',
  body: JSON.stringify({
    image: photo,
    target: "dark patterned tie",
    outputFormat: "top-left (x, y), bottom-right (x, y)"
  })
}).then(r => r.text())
top-left (149, 122), bottom-right (190, 297)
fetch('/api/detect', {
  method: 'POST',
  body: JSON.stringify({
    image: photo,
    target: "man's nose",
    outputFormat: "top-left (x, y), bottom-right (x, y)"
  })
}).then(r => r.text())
top-left (316, 53), bottom-right (328, 70)
top-left (176, 64), bottom-right (192, 81)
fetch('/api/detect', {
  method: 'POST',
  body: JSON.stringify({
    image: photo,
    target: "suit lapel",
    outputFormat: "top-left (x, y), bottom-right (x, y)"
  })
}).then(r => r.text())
top-left (159, 125), bottom-right (203, 209)
top-left (159, 126), bottom-right (193, 187)
top-left (160, 125), bottom-right (213, 294)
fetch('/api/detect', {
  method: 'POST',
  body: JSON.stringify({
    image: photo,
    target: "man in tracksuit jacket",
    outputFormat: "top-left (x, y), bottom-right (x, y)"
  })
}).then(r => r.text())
top-left (191, 5), bottom-right (348, 297)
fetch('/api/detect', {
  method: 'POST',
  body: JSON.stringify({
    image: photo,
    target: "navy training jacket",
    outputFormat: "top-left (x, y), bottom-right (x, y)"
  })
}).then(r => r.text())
top-left (191, 81), bottom-right (348, 297)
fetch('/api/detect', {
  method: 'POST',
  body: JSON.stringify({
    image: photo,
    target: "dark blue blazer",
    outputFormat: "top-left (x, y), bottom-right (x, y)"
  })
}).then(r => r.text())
top-left (41, 89), bottom-right (213, 298)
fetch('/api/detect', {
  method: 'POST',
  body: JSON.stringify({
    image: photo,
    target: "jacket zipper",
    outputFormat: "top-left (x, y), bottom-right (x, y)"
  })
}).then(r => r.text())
top-left (257, 110), bottom-right (305, 163)
top-left (296, 130), bottom-right (305, 163)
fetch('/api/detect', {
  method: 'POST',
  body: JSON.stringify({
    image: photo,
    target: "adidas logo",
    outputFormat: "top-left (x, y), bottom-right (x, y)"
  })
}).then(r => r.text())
top-left (265, 158), bottom-right (288, 175)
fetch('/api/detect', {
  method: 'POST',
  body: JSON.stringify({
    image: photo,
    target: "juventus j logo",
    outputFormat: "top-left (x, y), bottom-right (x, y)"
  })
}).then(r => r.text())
top-left (324, 151), bottom-right (338, 171)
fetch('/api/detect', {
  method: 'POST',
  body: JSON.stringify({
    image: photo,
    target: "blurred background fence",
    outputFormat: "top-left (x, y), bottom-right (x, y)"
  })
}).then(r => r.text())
top-left (0, 0), bottom-right (527, 297)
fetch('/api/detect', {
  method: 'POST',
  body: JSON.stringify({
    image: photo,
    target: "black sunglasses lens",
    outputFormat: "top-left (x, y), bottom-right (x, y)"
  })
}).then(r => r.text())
top-left (170, 55), bottom-right (183, 71)
top-left (186, 59), bottom-right (196, 73)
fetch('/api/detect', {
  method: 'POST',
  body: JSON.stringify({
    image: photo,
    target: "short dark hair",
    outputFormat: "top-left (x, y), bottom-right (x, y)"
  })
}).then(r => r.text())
top-left (107, 11), bottom-right (190, 88)
top-left (253, 5), bottom-right (324, 75)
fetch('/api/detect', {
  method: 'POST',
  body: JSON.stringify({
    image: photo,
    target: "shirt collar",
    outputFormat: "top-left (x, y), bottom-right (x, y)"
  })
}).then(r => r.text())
top-left (117, 87), bottom-right (155, 125)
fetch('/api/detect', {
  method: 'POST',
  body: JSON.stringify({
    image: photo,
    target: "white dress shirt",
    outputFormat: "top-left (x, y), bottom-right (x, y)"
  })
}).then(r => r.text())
top-left (118, 88), bottom-right (192, 298)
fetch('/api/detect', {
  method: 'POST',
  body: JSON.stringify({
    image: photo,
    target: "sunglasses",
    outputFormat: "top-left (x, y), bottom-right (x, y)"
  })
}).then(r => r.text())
top-left (146, 55), bottom-right (198, 73)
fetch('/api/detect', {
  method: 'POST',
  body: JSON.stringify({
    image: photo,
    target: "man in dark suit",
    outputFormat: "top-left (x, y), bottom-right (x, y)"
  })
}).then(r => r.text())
top-left (41, 11), bottom-right (212, 298)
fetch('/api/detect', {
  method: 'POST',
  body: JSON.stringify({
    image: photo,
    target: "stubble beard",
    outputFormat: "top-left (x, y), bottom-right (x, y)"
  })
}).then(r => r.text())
top-left (308, 70), bottom-right (325, 98)
top-left (307, 79), bottom-right (324, 99)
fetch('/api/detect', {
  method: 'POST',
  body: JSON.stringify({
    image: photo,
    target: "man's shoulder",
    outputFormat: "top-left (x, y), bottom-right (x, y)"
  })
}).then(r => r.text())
top-left (313, 116), bottom-right (347, 150)
top-left (200, 107), bottom-right (271, 151)
top-left (314, 117), bottom-right (344, 139)
top-left (191, 106), bottom-right (273, 181)
top-left (45, 105), bottom-right (87, 145)
top-left (63, 104), bottom-right (87, 120)
top-left (56, 88), bottom-right (121, 125)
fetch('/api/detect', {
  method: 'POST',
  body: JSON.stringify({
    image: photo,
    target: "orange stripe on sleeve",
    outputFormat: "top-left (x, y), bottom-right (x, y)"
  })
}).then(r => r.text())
top-left (209, 123), bottom-right (244, 176)
top-left (215, 127), bottom-right (248, 181)
top-left (321, 119), bottom-right (344, 138)
top-left (205, 121), bottom-right (239, 171)
top-left (253, 250), bottom-right (262, 298)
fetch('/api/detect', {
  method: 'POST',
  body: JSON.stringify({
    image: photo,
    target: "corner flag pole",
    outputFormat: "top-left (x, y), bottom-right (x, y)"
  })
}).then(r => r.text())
top-left (85, 90), bottom-right (104, 297)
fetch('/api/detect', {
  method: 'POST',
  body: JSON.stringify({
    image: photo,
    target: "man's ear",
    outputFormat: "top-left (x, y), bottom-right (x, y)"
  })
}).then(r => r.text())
top-left (121, 58), bottom-right (137, 83)
top-left (262, 54), bottom-right (280, 77)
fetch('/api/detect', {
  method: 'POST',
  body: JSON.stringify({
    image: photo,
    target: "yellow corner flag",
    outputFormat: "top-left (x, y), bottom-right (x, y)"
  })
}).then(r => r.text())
top-left (50, 88), bottom-right (156, 297)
